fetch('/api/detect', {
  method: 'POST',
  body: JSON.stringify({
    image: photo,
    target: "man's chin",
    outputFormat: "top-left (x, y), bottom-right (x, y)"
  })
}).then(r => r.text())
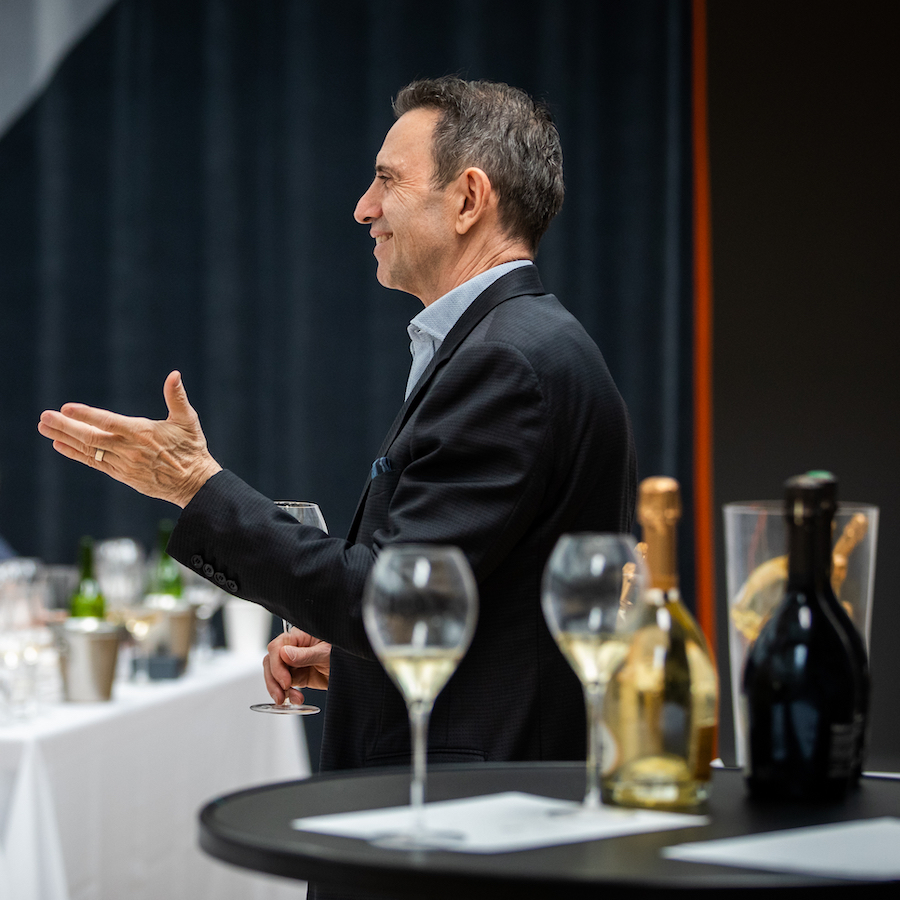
top-left (374, 267), bottom-right (403, 293)
top-left (375, 268), bottom-right (395, 291)
top-left (373, 264), bottom-right (420, 300)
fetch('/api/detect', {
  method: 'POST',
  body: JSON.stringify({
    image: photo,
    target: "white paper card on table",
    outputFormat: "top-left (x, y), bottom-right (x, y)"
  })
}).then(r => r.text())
top-left (292, 791), bottom-right (707, 853)
top-left (663, 817), bottom-right (900, 881)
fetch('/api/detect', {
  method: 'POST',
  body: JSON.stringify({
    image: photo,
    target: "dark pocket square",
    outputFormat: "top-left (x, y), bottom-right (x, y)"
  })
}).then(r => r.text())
top-left (370, 456), bottom-right (393, 479)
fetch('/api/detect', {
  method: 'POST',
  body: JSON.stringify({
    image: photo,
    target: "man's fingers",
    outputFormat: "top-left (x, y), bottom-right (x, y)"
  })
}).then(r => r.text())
top-left (58, 402), bottom-right (144, 438)
top-left (37, 414), bottom-right (80, 449)
top-left (39, 412), bottom-right (114, 462)
top-left (263, 654), bottom-right (290, 703)
top-left (282, 644), bottom-right (327, 667)
top-left (162, 370), bottom-right (198, 427)
top-left (286, 687), bottom-right (307, 704)
top-left (265, 633), bottom-right (330, 699)
top-left (266, 634), bottom-right (298, 691)
top-left (39, 409), bottom-right (97, 447)
top-left (50, 438), bottom-right (108, 466)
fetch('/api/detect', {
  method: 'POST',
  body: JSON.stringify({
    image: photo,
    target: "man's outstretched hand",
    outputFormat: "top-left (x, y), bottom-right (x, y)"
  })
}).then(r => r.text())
top-left (37, 370), bottom-right (222, 508)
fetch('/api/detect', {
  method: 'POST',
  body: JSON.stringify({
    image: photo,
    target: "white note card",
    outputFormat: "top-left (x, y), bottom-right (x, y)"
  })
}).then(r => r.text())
top-left (664, 817), bottom-right (900, 881)
top-left (292, 791), bottom-right (707, 853)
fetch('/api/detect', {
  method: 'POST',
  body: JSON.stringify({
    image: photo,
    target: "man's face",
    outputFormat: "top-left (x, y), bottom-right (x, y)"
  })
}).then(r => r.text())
top-left (354, 108), bottom-right (459, 304)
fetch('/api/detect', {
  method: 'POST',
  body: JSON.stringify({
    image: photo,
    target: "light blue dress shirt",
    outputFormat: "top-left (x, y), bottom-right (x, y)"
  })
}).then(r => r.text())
top-left (404, 259), bottom-right (532, 399)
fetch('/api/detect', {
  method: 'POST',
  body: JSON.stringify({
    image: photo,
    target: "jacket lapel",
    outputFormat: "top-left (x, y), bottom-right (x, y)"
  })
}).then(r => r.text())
top-left (347, 265), bottom-right (546, 541)
top-left (377, 265), bottom-right (545, 456)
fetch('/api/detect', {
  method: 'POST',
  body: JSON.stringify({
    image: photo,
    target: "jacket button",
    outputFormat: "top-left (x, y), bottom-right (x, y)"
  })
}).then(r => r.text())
top-left (202, 563), bottom-right (215, 578)
top-left (214, 571), bottom-right (227, 586)
top-left (225, 580), bottom-right (238, 593)
top-left (191, 555), bottom-right (203, 569)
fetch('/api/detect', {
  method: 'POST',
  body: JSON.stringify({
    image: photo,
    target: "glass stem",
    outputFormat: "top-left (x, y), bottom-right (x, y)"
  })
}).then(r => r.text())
top-left (584, 681), bottom-right (606, 809)
top-left (408, 700), bottom-right (433, 831)
top-left (281, 620), bottom-right (293, 706)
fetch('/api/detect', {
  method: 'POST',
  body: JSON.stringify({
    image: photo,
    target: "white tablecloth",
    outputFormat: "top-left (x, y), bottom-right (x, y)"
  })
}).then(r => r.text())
top-left (0, 652), bottom-right (310, 900)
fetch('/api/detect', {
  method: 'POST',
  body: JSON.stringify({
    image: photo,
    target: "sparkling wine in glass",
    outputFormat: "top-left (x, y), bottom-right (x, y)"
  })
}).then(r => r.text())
top-left (541, 533), bottom-right (646, 811)
top-left (250, 501), bottom-right (327, 716)
top-left (362, 544), bottom-right (478, 848)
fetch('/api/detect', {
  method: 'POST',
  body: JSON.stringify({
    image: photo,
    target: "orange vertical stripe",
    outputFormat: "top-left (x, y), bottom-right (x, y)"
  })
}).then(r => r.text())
top-left (692, 0), bottom-right (716, 652)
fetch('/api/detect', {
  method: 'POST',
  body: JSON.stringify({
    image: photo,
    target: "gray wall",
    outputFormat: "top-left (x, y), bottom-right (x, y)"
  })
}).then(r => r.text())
top-left (0, 0), bottom-right (117, 137)
top-left (708, 1), bottom-right (899, 769)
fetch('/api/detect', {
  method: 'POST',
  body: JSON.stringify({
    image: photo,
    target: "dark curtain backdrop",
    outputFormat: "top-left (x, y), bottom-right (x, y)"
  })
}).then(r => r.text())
top-left (0, 0), bottom-right (695, 601)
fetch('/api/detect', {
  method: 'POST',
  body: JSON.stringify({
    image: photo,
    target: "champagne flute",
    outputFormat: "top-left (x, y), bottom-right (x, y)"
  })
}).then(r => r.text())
top-left (182, 571), bottom-right (227, 663)
top-left (541, 533), bottom-right (646, 811)
top-left (95, 538), bottom-right (146, 611)
top-left (362, 544), bottom-right (478, 849)
top-left (251, 501), bottom-right (327, 715)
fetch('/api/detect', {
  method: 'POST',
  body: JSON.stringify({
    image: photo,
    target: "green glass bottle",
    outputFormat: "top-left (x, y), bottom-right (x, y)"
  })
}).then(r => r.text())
top-left (70, 536), bottom-right (106, 618)
top-left (147, 519), bottom-right (183, 598)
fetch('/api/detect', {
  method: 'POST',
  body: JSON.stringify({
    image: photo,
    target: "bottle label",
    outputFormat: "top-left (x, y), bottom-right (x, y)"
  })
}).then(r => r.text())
top-left (828, 722), bottom-right (855, 778)
top-left (851, 712), bottom-right (865, 771)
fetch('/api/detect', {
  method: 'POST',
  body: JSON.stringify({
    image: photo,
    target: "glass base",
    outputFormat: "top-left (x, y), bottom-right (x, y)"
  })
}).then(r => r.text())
top-left (369, 828), bottom-right (466, 851)
top-left (545, 798), bottom-right (609, 818)
top-left (602, 756), bottom-right (710, 811)
top-left (250, 702), bottom-right (320, 715)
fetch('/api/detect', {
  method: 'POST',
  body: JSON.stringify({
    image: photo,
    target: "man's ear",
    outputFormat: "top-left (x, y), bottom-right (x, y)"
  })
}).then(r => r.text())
top-left (455, 167), bottom-right (493, 235)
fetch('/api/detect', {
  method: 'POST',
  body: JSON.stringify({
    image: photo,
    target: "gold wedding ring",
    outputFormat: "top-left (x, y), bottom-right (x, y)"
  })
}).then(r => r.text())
top-left (94, 448), bottom-right (105, 462)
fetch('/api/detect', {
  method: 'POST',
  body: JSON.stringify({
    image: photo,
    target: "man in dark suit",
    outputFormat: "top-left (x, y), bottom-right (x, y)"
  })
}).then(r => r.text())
top-left (38, 77), bottom-right (635, 773)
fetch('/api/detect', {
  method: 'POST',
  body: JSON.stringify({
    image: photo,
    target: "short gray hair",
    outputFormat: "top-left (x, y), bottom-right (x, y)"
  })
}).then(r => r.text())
top-left (393, 77), bottom-right (564, 253)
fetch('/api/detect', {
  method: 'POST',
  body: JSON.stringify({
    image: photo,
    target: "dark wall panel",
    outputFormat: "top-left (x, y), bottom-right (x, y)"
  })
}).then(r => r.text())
top-left (708, 0), bottom-right (899, 768)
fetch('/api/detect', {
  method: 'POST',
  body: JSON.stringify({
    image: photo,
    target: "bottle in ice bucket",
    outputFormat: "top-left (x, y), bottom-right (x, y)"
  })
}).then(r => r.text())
top-left (70, 535), bottom-right (106, 618)
top-left (602, 476), bottom-right (718, 810)
top-left (805, 471), bottom-right (871, 786)
top-left (742, 474), bottom-right (867, 800)
top-left (147, 519), bottom-right (183, 598)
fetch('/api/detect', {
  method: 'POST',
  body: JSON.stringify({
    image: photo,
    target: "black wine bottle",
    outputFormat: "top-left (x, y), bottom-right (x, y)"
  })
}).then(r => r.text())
top-left (742, 475), bottom-right (862, 801)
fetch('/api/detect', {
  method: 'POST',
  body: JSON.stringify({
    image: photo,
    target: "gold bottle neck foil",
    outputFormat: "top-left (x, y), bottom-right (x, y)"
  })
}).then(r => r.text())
top-left (637, 476), bottom-right (681, 593)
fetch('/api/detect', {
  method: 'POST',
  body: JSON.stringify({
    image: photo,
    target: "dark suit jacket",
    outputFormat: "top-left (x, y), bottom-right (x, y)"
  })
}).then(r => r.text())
top-left (168, 265), bottom-right (636, 771)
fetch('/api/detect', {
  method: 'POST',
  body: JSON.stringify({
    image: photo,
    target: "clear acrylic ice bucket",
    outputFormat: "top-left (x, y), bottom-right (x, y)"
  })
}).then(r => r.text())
top-left (723, 500), bottom-right (878, 767)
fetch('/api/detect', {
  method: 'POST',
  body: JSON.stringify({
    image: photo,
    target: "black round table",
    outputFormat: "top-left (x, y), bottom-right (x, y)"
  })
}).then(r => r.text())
top-left (199, 763), bottom-right (900, 898)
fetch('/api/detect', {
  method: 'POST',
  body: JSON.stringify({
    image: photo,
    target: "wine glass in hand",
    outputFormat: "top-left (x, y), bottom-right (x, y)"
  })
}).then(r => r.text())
top-left (542, 533), bottom-right (646, 810)
top-left (251, 501), bottom-right (327, 715)
top-left (363, 544), bottom-right (478, 848)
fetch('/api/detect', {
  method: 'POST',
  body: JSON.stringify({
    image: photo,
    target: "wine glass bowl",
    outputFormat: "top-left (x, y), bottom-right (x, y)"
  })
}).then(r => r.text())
top-left (182, 571), bottom-right (228, 662)
top-left (94, 538), bottom-right (146, 612)
top-left (250, 501), bottom-right (328, 716)
top-left (362, 544), bottom-right (478, 848)
top-left (114, 605), bottom-right (164, 681)
top-left (542, 533), bottom-right (647, 810)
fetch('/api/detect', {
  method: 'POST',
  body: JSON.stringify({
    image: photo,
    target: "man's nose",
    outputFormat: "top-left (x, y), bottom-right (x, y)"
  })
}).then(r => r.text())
top-left (354, 181), bottom-right (380, 224)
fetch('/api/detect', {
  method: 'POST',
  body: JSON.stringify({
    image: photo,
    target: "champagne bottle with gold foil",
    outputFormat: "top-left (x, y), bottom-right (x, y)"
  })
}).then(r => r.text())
top-left (602, 477), bottom-right (718, 810)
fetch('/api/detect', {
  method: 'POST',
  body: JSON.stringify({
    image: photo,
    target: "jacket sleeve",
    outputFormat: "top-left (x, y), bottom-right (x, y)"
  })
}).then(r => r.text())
top-left (167, 340), bottom-right (553, 659)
